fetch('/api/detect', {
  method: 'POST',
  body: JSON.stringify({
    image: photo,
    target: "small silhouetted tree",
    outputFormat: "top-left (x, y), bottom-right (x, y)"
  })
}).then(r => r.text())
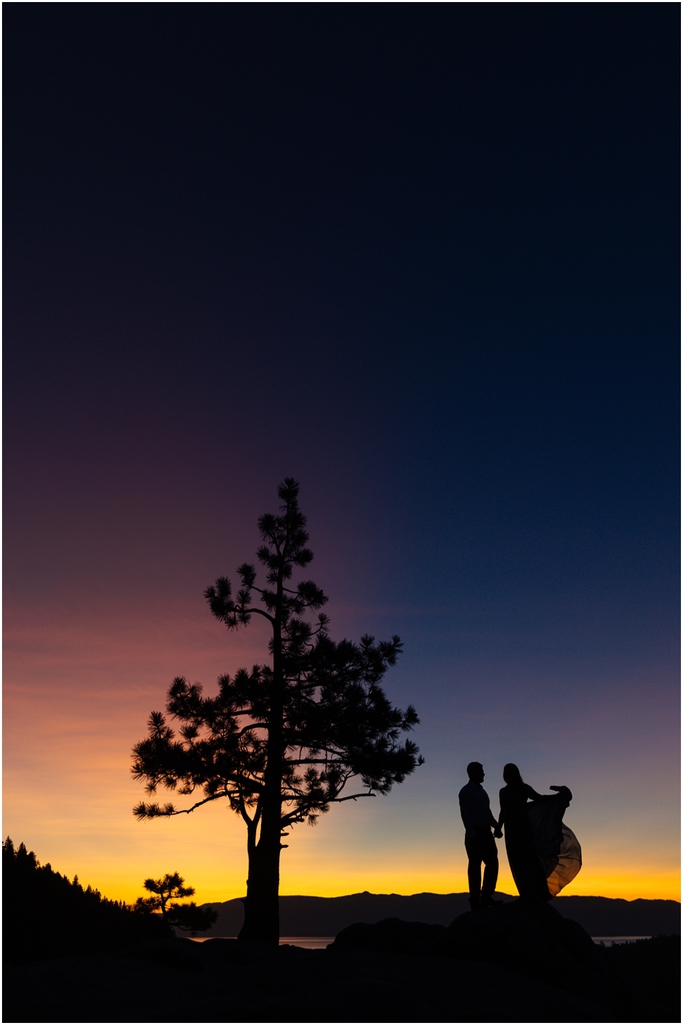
top-left (135, 872), bottom-right (218, 932)
top-left (132, 479), bottom-right (422, 944)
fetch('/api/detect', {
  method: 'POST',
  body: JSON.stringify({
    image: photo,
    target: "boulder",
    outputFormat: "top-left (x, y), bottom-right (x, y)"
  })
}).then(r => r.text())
top-left (433, 901), bottom-right (642, 1017)
top-left (329, 917), bottom-right (447, 955)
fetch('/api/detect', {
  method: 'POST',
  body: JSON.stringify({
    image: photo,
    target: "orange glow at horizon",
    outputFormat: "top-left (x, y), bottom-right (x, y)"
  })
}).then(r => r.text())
top-left (4, 849), bottom-right (678, 908)
top-left (4, 601), bottom-right (680, 911)
top-left (5, 774), bottom-right (679, 906)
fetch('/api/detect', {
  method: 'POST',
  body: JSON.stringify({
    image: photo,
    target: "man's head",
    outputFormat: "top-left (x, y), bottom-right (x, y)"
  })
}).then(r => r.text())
top-left (467, 761), bottom-right (484, 783)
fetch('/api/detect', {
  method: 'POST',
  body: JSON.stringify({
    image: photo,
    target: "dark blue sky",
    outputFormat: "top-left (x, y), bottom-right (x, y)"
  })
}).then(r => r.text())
top-left (4, 4), bottom-right (679, 900)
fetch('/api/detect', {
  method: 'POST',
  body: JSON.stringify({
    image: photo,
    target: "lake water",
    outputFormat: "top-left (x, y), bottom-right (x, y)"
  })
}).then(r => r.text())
top-left (188, 936), bottom-right (335, 948)
top-left (189, 934), bottom-right (650, 949)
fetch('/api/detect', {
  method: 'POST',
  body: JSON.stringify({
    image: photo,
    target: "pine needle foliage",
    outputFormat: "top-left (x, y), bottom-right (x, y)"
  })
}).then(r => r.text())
top-left (131, 478), bottom-right (422, 942)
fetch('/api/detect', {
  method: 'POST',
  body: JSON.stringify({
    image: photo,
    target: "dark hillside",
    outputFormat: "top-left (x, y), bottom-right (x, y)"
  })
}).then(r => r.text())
top-left (2, 837), bottom-right (169, 964)
top-left (605, 935), bottom-right (680, 1016)
top-left (556, 896), bottom-right (680, 937)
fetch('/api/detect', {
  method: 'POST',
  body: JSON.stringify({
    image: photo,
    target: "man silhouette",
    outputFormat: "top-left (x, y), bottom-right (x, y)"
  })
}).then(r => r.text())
top-left (458, 762), bottom-right (502, 910)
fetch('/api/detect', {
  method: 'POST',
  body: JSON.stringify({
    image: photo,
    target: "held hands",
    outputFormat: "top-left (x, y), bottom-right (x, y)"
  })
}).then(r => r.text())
top-left (493, 828), bottom-right (503, 839)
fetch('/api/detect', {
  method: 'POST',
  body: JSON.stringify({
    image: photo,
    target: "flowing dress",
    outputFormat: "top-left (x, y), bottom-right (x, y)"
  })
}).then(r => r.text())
top-left (499, 783), bottom-right (581, 900)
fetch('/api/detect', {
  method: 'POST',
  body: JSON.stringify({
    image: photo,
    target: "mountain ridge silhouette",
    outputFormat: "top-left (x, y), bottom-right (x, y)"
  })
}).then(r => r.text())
top-left (196, 891), bottom-right (680, 938)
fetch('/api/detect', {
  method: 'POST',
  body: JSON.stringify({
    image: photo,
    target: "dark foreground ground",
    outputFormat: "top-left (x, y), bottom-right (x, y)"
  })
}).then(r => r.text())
top-left (4, 904), bottom-right (680, 1023)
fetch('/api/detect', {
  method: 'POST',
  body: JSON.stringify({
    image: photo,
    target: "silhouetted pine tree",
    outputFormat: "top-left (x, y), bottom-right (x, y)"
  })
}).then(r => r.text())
top-left (135, 872), bottom-right (218, 932)
top-left (132, 479), bottom-right (422, 944)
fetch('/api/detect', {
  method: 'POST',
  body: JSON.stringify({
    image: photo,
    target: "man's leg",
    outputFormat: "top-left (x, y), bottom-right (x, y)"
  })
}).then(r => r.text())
top-left (464, 835), bottom-right (482, 909)
top-left (480, 829), bottom-right (499, 904)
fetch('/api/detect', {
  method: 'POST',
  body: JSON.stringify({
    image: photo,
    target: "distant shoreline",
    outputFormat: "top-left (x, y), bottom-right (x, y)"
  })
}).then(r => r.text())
top-left (184, 933), bottom-right (654, 948)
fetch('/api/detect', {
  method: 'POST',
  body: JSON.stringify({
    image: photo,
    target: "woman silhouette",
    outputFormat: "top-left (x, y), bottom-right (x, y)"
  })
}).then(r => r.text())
top-left (498, 763), bottom-right (581, 902)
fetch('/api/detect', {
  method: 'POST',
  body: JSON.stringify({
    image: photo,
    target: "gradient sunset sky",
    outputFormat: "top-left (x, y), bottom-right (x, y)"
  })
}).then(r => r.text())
top-left (4, 5), bottom-right (679, 906)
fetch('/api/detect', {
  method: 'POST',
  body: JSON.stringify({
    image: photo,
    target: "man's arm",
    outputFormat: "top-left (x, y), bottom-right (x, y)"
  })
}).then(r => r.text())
top-left (458, 787), bottom-right (473, 831)
top-left (486, 802), bottom-right (502, 836)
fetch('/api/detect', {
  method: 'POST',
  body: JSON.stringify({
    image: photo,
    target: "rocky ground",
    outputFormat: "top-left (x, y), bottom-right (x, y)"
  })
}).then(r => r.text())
top-left (4, 903), bottom-right (679, 1023)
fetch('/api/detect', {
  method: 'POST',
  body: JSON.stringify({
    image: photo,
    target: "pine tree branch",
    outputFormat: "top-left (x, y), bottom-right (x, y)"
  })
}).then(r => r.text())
top-left (237, 792), bottom-right (255, 828)
top-left (235, 722), bottom-right (269, 736)
top-left (159, 793), bottom-right (225, 815)
top-left (227, 774), bottom-right (264, 794)
top-left (285, 757), bottom-right (345, 765)
top-left (241, 607), bottom-right (275, 625)
top-left (330, 791), bottom-right (376, 803)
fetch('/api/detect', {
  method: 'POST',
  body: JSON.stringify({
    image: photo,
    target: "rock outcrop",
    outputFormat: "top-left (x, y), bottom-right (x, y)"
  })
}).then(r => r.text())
top-left (3, 910), bottom-right (679, 1023)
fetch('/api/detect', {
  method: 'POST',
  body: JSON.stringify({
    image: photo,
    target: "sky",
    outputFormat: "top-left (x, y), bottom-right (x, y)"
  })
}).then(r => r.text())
top-left (4, 5), bottom-right (680, 906)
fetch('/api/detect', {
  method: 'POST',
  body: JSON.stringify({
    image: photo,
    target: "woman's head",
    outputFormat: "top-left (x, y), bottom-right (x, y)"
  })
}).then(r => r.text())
top-left (503, 763), bottom-right (524, 785)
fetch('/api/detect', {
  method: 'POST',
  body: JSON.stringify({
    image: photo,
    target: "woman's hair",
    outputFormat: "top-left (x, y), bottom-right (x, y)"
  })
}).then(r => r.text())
top-left (503, 763), bottom-right (524, 785)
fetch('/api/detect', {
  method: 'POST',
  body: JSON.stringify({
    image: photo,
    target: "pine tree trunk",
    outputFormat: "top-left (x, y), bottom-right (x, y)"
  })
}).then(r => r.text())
top-left (239, 815), bottom-right (281, 943)
top-left (238, 549), bottom-right (285, 945)
top-left (238, 651), bottom-right (283, 944)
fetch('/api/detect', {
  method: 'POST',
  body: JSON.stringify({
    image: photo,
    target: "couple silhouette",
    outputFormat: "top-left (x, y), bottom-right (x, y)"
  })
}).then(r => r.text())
top-left (458, 761), bottom-right (582, 911)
